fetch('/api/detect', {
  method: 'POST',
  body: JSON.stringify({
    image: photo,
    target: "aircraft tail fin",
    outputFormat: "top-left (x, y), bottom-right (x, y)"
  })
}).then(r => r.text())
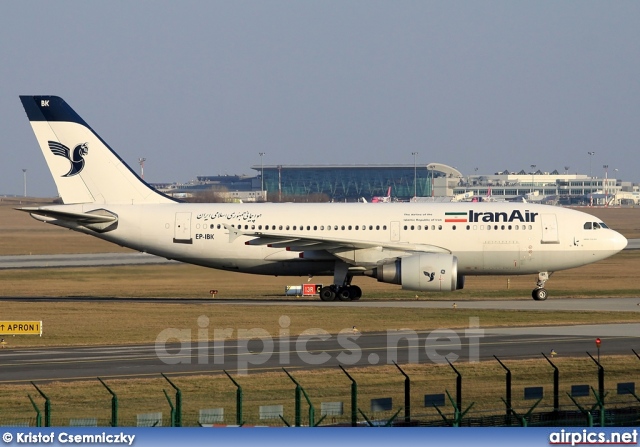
top-left (20, 96), bottom-right (175, 205)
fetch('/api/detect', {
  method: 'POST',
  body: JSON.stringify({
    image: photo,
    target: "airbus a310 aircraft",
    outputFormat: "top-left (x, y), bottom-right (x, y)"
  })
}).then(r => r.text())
top-left (19, 96), bottom-right (627, 301)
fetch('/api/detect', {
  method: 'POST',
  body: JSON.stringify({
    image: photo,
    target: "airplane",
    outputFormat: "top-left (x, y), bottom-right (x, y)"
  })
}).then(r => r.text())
top-left (470, 187), bottom-right (506, 203)
top-left (18, 96), bottom-right (628, 302)
top-left (371, 186), bottom-right (392, 203)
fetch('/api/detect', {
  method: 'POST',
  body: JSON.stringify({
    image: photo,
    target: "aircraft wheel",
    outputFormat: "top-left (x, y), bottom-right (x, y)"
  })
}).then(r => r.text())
top-left (320, 286), bottom-right (336, 302)
top-left (337, 287), bottom-right (352, 301)
top-left (350, 286), bottom-right (362, 300)
top-left (532, 288), bottom-right (548, 301)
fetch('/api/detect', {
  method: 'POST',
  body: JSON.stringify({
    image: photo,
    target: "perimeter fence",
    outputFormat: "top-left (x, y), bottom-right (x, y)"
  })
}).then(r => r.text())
top-left (2, 352), bottom-right (639, 427)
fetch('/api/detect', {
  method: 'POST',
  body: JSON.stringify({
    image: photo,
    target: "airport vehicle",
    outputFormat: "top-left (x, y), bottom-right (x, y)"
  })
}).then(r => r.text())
top-left (19, 96), bottom-right (627, 301)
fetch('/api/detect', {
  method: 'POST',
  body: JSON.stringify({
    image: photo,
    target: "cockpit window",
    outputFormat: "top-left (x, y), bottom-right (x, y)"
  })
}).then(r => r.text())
top-left (585, 221), bottom-right (609, 230)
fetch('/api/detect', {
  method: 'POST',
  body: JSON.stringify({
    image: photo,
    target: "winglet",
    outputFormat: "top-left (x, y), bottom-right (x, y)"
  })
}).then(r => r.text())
top-left (223, 224), bottom-right (245, 243)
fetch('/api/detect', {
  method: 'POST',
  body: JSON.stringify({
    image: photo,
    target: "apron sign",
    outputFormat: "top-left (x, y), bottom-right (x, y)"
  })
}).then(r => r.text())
top-left (0, 321), bottom-right (43, 336)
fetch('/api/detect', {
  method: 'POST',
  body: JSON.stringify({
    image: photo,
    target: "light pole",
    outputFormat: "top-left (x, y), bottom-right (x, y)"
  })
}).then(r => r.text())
top-left (22, 169), bottom-right (27, 197)
top-left (530, 164), bottom-right (536, 194)
top-left (138, 158), bottom-right (146, 179)
top-left (603, 164), bottom-right (608, 206)
top-left (412, 152), bottom-right (418, 198)
top-left (587, 151), bottom-right (595, 178)
top-left (259, 152), bottom-right (266, 200)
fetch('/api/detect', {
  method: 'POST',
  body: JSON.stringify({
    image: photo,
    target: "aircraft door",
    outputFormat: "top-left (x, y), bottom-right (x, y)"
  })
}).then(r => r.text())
top-left (390, 221), bottom-right (400, 242)
top-left (540, 214), bottom-right (559, 244)
top-left (173, 212), bottom-right (193, 244)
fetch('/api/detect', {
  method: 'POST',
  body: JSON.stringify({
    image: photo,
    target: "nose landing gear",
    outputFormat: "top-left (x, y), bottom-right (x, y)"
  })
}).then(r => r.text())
top-left (532, 272), bottom-right (551, 301)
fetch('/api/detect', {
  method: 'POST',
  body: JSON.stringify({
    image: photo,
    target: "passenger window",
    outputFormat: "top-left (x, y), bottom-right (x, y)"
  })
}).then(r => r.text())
top-left (376, 225), bottom-right (380, 230)
top-left (438, 225), bottom-right (442, 230)
top-left (404, 225), bottom-right (408, 230)
top-left (452, 225), bottom-right (456, 230)
top-left (584, 222), bottom-right (592, 230)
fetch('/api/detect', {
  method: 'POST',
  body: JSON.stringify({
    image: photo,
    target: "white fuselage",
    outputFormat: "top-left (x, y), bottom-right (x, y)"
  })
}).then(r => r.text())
top-left (50, 201), bottom-right (627, 278)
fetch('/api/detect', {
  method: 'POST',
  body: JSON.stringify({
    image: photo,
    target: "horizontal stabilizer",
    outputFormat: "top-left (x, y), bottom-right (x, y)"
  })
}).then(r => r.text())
top-left (19, 207), bottom-right (118, 233)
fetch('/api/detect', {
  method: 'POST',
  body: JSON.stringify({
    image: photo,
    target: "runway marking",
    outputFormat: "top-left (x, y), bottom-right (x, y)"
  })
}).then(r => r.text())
top-left (1, 335), bottom-right (637, 371)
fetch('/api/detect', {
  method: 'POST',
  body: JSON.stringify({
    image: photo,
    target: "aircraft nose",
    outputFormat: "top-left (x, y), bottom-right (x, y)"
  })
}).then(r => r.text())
top-left (611, 231), bottom-right (628, 252)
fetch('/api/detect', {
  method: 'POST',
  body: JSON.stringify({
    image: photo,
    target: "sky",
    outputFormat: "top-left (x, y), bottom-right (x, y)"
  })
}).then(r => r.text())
top-left (1, 1), bottom-right (639, 197)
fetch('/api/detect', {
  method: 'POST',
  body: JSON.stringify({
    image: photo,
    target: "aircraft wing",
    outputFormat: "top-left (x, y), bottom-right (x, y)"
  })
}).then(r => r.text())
top-left (224, 224), bottom-right (451, 260)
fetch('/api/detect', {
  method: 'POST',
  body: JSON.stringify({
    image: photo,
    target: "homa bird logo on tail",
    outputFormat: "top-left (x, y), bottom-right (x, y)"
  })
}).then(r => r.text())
top-left (48, 141), bottom-right (88, 177)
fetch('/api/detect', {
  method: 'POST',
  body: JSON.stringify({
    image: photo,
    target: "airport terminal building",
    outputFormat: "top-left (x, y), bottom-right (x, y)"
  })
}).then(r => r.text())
top-left (251, 164), bottom-right (462, 202)
top-left (155, 164), bottom-right (639, 205)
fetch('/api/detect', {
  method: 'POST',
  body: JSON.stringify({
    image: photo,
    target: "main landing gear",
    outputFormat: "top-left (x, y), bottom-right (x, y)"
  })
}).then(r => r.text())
top-left (319, 261), bottom-right (362, 302)
top-left (319, 284), bottom-right (362, 302)
top-left (532, 271), bottom-right (551, 301)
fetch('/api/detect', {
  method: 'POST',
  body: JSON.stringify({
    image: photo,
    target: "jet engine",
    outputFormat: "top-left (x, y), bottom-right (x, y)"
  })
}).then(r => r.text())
top-left (364, 253), bottom-right (464, 292)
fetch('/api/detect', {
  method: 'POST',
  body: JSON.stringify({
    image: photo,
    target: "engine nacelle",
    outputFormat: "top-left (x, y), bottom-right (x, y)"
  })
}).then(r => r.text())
top-left (365, 253), bottom-right (464, 292)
